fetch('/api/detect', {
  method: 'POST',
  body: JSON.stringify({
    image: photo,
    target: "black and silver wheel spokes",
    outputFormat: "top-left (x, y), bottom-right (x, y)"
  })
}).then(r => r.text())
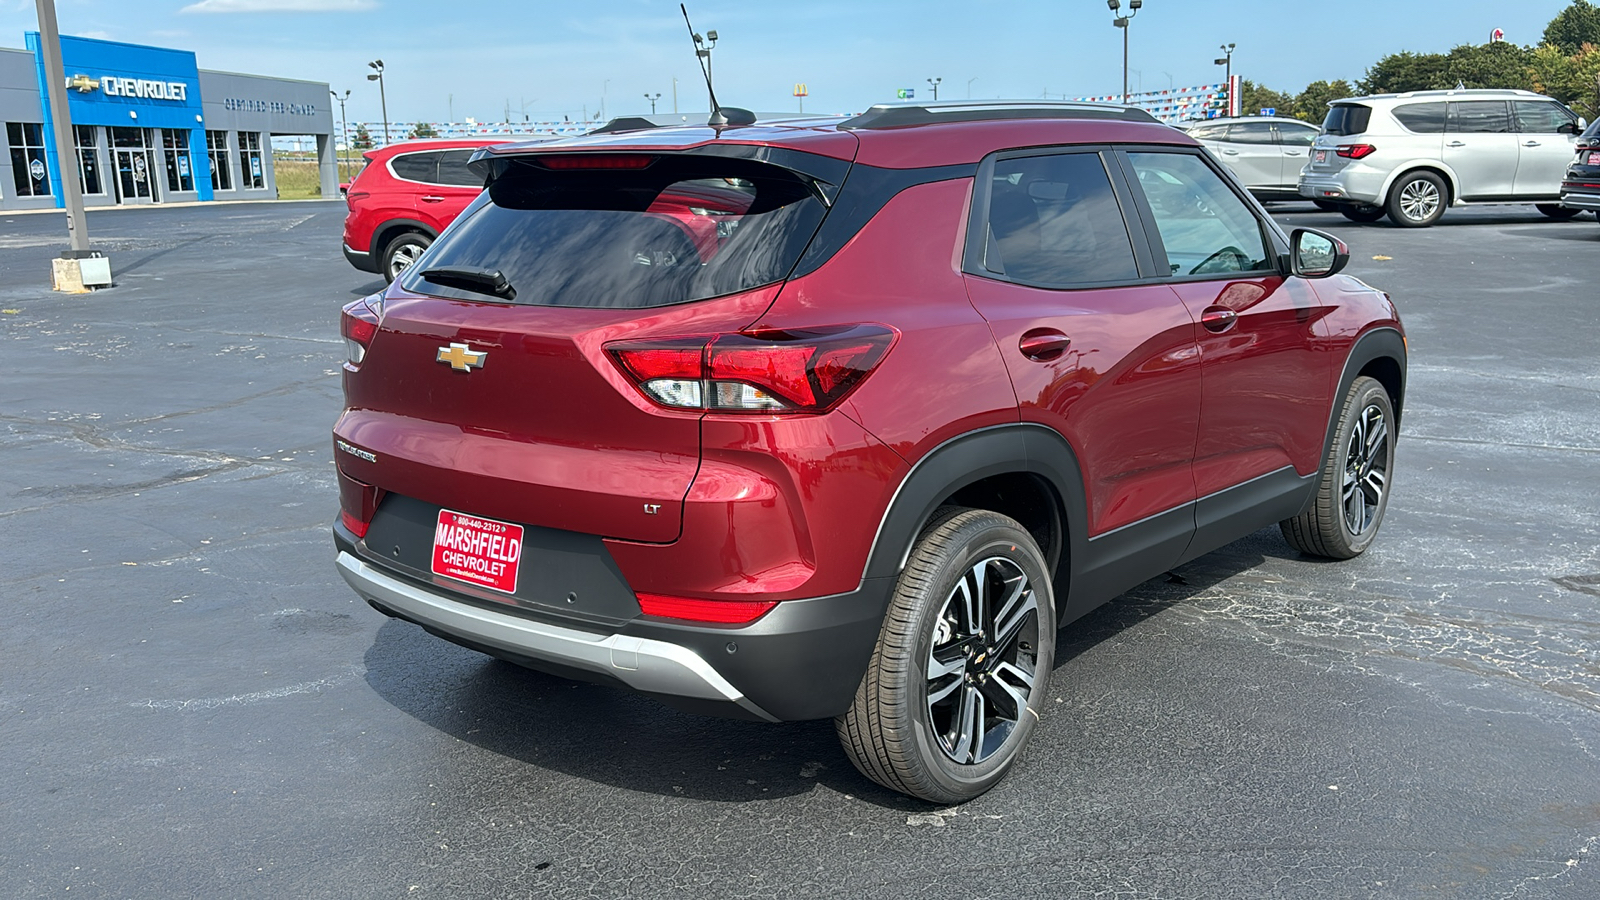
top-left (389, 243), bottom-right (423, 278)
top-left (926, 556), bottom-right (1040, 765)
top-left (1342, 403), bottom-right (1389, 536)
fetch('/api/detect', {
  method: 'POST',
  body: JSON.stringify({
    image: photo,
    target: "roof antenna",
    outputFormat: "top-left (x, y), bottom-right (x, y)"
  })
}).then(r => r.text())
top-left (681, 4), bottom-right (755, 127)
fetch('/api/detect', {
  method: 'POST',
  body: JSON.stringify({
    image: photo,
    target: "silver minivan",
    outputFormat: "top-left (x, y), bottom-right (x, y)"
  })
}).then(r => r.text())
top-left (1298, 88), bottom-right (1587, 226)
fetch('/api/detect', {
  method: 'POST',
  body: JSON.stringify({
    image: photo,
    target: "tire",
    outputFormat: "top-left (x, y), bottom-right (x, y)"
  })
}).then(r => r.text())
top-left (1536, 204), bottom-right (1582, 220)
top-left (1312, 199), bottom-right (1341, 212)
top-left (1280, 376), bottom-right (1396, 559)
top-left (1385, 171), bottom-right (1447, 227)
top-left (1339, 204), bottom-right (1387, 223)
top-left (381, 232), bottom-right (431, 283)
top-left (836, 507), bottom-right (1056, 804)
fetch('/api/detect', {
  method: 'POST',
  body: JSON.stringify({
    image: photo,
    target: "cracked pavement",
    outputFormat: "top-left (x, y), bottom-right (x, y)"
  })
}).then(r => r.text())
top-left (1, 200), bottom-right (1598, 899)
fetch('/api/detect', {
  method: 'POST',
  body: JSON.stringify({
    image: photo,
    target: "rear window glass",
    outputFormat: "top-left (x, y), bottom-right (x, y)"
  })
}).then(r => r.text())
top-left (389, 151), bottom-right (438, 182)
top-left (404, 155), bottom-right (827, 308)
top-left (1392, 102), bottom-right (1447, 134)
top-left (1322, 104), bottom-right (1372, 136)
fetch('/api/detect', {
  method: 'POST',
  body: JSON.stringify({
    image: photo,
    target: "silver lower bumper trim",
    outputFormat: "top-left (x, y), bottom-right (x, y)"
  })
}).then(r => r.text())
top-left (336, 552), bottom-right (778, 722)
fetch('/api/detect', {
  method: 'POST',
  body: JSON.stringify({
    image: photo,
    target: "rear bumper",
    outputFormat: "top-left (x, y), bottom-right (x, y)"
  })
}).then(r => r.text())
top-left (1299, 171), bottom-right (1382, 206)
top-left (334, 524), bottom-right (895, 722)
top-left (343, 241), bottom-right (379, 274)
top-left (1559, 188), bottom-right (1600, 212)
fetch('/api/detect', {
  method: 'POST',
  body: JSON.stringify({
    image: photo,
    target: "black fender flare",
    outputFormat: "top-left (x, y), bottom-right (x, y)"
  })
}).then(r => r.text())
top-left (372, 219), bottom-right (438, 259)
top-left (1322, 326), bottom-right (1406, 456)
top-left (860, 423), bottom-right (1089, 603)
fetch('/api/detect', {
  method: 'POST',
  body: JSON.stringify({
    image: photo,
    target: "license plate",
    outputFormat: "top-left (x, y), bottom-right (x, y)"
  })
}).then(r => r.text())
top-left (1588, 151), bottom-right (1600, 166)
top-left (1314, 150), bottom-right (1327, 164)
top-left (432, 509), bottom-right (523, 594)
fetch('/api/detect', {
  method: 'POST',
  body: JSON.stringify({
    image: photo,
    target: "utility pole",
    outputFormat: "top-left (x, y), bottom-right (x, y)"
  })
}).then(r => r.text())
top-left (35, 0), bottom-right (105, 291)
top-left (927, 77), bottom-right (941, 101)
top-left (672, 76), bottom-right (678, 114)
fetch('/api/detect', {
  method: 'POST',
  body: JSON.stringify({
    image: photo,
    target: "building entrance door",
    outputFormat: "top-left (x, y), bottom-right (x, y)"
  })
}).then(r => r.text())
top-left (110, 128), bottom-right (158, 204)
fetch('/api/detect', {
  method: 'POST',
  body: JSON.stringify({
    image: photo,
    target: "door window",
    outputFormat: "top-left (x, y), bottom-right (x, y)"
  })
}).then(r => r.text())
top-left (1274, 123), bottom-right (1319, 146)
top-left (1126, 152), bottom-right (1272, 277)
top-left (1224, 122), bottom-right (1276, 144)
top-left (979, 152), bottom-right (1139, 286)
top-left (1513, 100), bottom-right (1576, 134)
top-left (1449, 101), bottom-right (1511, 134)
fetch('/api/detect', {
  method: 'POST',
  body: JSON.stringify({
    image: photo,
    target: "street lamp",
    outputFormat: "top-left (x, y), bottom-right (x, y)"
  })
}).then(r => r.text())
top-left (1214, 43), bottom-right (1236, 117)
top-left (927, 77), bottom-right (941, 101)
top-left (1107, 0), bottom-right (1142, 106)
top-left (967, 77), bottom-right (977, 99)
top-left (329, 89), bottom-right (351, 181)
top-left (692, 28), bottom-right (718, 86)
top-left (645, 92), bottom-right (661, 114)
top-left (366, 59), bottom-right (388, 145)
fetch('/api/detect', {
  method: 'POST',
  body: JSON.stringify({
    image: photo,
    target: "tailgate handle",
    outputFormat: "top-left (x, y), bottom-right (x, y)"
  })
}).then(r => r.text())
top-left (1019, 329), bottom-right (1072, 361)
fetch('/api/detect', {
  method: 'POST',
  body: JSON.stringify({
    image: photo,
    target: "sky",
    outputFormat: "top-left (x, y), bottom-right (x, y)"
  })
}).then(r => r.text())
top-left (0, 0), bottom-right (1584, 125)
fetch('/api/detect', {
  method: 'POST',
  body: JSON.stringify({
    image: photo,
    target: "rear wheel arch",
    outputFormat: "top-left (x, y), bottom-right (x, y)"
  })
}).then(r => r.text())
top-left (1384, 164), bottom-right (1456, 206)
top-left (862, 424), bottom-right (1088, 616)
top-left (372, 220), bottom-right (437, 261)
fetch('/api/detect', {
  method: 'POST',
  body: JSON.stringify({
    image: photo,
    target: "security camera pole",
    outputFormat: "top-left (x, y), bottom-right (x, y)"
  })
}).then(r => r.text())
top-left (35, 0), bottom-right (96, 278)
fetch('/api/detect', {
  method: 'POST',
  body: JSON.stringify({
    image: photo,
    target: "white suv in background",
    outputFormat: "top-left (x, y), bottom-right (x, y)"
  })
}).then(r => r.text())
top-left (1187, 115), bottom-right (1322, 201)
top-left (1298, 88), bottom-right (1587, 226)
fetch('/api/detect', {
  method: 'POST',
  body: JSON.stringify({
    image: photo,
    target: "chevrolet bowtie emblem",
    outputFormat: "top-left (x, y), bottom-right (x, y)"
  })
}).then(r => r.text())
top-left (66, 74), bottom-right (100, 93)
top-left (437, 342), bottom-right (487, 371)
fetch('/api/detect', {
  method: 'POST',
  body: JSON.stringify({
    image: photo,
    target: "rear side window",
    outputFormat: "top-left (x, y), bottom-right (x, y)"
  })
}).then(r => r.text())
top-left (1449, 101), bottom-right (1511, 134)
top-left (1187, 124), bottom-right (1225, 141)
top-left (1513, 100), bottom-right (1576, 134)
top-left (1392, 102), bottom-right (1447, 134)
top-left (434, 150), bottom-right (482, 186)
top-left (405, 155), bottom-right (827, 308)
top-left (1322, 104), bottom-right (1372, 136)
top-left (1126, 152), bottom-right (1272, 277)
top-left (389, 151), bottom-right (439, 183)
top-left (981, 152), bottom-right (1139, 286)
top-left (1225, 122), bottom-right (1276, 144)
top-left (1275, 123), bottom-right (1319, 146)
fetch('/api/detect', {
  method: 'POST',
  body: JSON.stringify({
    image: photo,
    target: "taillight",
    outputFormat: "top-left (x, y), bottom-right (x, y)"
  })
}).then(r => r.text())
top-left (606, 325), bottom-right (897, 414)
top-left (636, 592), bottom-right (777, 624)
top-left (1336, 144), bottom-right (1377, 160)
top-left (341, 295), bottom-right (381, 368)
top-left (336, 469), bottom-right (381, 539)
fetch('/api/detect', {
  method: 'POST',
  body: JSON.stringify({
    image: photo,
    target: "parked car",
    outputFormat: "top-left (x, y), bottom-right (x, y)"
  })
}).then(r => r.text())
top-left (1559, 117), bottom-right (1600, 219)
top-left (341, 137), bottom-right (550, 283)
top-left (1186, 115), bottom-right (1322, 201)
top-left (1299, 88), bottom-right (1586, 226)
top-left (331, 101), bottom-right (1406, 803)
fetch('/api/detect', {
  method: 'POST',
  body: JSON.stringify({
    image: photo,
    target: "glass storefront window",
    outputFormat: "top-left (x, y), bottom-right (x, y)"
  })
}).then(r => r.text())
top-left (7, 121), bottom-right (51, 198)
top-left (163, 130), bottom-right (194, 193)
top-left (207, 130), bottom-right (232, 191)
top-left (74, 125), bottom-right (103, 196)
top-left (239, 131), bottom-right (265, 190)
top-left (109, 127), bottom-right (156, 202)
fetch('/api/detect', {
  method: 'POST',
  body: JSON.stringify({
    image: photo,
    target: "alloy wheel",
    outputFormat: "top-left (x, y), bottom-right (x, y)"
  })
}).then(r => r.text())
top-left (388, 242), bottom-right (424, 279)
top-left (1398, 179), bottom-right (1440, 223)
top-left (926, 556), bottom-right (1040, 765)
top-left (1342, 403), bottom-right (1390, 536)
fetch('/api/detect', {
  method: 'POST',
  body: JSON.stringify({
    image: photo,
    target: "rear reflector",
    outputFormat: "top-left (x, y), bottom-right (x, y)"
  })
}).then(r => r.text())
top-left (636, 593), bottom-right (778, 624)
top-left (340, 511), bottom-right (370, 539)
top-left (1336, 144), bottom-right (1377, 160)
top-left (537, 154), bottom-right (656, 170)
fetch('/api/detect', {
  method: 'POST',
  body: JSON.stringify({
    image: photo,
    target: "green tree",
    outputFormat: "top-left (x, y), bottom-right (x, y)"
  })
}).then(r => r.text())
top-left (1237, 79), bottom-right (1294, 117)
top-left (1529, 42), bottom-right (1600, 118)
top-left (1293, 79), bottom-right (1355, 122)
top-left (1358, 50), bottom-right (1450, 94)
top-left (1543, 0), bottom-right (1600, 55)
top-left (1443, 41), bottom-right (1535, 90)
top-left (352, 123), bottom-right (372, 151)
top-left (407, 121), bottom-right (438, 139)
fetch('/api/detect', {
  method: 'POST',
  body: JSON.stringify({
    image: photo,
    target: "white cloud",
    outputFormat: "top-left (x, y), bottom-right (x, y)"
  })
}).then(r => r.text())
top-left (180, 0), bottom-right (378, 13)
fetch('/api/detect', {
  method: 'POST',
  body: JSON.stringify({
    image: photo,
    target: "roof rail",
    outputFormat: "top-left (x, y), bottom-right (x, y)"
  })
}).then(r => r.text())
top-left (839, 100), bottom-right (1159, 130)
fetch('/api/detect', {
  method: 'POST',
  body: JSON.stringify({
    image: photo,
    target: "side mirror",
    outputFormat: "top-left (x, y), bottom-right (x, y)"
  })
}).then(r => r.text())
top-left (1558, 121), bottom-right (1582, 136)
top-left (1290, 227), bottom-right (1349, 278)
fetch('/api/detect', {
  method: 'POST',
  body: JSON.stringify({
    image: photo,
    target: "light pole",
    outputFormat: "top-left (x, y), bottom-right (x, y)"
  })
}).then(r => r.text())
top-left (602, 79), bottom-right (610, 121)
top-left (967, 77), bottom-right (977, 99)
top-left (1107, 0), bottom-right (1142, 106)
top-left (1214, 43), bottom-right (1235, 117)
top-left (330, 89), bottom-right (351, 181)
top-left (693, 29), bottom-right (718, 88)
top-left (366, 59), bottom-right (388, 145)
top-left (645, 92), bottom-right (661, 114)
top-left (927, 77), bottom-right (941, 101)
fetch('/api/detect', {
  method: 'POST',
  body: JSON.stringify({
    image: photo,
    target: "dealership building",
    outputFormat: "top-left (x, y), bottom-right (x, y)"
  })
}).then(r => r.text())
top-left (1, 34), bottom-right (336, 211)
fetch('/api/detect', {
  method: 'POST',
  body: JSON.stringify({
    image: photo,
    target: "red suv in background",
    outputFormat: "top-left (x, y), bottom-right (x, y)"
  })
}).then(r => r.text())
top-left (341, 138), bottom-right (543, 282)
top-left (332, 103), bottom-right (1406, 803)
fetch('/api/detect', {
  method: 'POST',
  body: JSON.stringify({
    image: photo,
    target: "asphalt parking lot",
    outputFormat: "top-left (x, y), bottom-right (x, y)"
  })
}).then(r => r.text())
top-left (2, 199), bottom-right (1598, 899)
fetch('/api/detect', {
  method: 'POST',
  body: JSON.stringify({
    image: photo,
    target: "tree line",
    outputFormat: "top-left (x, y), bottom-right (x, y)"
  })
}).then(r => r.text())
top-left (1239, 0), bottom-right (1600, 122)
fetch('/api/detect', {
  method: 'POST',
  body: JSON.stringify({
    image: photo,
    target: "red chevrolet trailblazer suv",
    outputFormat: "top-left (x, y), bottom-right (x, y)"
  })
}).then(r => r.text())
top-left (341, 137), bottom-right (545, 283)
top-left (333, 102), bottom-right (1405, 803)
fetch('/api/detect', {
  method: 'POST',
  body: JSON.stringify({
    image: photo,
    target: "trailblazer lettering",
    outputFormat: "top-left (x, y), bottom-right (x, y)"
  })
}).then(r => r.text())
top-left (100, 77), bottom-right (187, 101)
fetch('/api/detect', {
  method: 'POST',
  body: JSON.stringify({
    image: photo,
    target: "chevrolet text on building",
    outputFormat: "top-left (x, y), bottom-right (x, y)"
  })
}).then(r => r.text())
top-left (2, 34), bottom-right (336, 210)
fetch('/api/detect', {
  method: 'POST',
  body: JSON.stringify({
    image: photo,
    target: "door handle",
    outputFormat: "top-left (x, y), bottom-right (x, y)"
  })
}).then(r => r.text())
top-left (1201, 306), bottom-right (1238, 334)
top-left (1523, 141), bottom-right (1541, 147)
top-left (1447, 141), bottom-right (1466, 148)
top-left (420, 195), bottom-right (445, 203)
top-left (1222, 149), bottom-right (1240, 155)
top-left (1018, 329), bottom-right (1072, 361)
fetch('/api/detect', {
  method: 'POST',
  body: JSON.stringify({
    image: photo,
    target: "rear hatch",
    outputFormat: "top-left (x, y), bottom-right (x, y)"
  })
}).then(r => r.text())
top-left (337, 144), bottom-right (849, 543)
top-left (1306, 102), bottom-right (1373, 175)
